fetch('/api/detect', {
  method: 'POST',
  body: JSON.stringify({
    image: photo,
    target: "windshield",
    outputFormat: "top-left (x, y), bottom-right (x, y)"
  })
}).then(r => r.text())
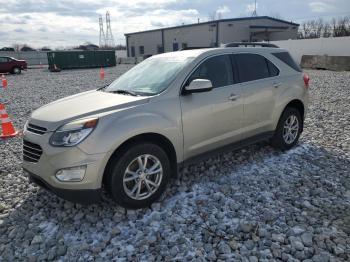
top-left (105, 56), bottom-right (194, 96)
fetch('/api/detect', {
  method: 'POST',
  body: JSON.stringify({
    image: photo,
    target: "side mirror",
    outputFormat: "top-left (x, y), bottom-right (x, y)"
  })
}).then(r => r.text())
top-left (184, 79), bottom-right (213, 94)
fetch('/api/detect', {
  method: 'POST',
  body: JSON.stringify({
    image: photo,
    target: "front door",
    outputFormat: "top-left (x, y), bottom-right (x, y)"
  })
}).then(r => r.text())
top-left (173, 43), bottom-right (179, 51)
top-left (180, 54), bottom-right (244, 159)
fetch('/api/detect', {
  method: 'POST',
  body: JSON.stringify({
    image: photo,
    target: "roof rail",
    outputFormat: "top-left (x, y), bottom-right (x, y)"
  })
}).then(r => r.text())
top-left (223, 42), bottom-right (279, 48)
top-left (181, 46), bottom-right (212, 51)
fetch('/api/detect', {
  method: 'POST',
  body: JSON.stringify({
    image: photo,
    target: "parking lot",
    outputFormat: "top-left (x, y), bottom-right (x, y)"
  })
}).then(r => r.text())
top-left (0, 67), bottom-right (349, 261)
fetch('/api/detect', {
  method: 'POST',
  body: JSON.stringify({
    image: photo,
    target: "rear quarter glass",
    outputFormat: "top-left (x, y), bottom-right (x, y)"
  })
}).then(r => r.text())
top-left (272, 52), bottom-right (302, 72)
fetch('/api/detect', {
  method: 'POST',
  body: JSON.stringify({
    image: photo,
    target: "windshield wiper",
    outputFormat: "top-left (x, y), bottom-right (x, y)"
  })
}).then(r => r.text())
top-left (109, 89), bottom-right (138, 96)
top-left (97, 84), bottom-right (111, 91)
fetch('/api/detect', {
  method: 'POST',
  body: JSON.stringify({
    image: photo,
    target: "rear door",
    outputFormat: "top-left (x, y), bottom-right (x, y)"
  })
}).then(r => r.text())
top-left (0, 57), bottom-right (10, 73)
top-left (180, 54), bottom-right (244, 159)
top-left (233, 53), bottom-right (280, 138)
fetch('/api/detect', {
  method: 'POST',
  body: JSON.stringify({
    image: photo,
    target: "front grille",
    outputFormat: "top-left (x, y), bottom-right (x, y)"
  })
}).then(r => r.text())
top-left (27, 123), bottom-right (47, 135)
top-left (23, 140), bottom-right (43, 163)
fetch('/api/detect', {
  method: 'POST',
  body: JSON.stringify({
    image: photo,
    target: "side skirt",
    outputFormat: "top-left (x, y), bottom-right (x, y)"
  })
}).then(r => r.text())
top-left (178, 131), bottom-right (275, 169)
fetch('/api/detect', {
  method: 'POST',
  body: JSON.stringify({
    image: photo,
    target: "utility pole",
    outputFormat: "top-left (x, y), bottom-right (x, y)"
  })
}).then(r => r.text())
top-left (105, 11), bottom-right (115, 48)
top-left (252, 0), bottom-right (258, 17)
top-left (99, 16), bottom-right (106, 48)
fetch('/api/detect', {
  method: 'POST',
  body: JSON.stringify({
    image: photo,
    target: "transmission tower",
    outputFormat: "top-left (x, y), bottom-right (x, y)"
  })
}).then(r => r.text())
top-left (99, 15), bottom-right (106, 47)
top-left (105, 11), bottom-right (115, 48)
top-left (252, 0), bottom-right (258, 17)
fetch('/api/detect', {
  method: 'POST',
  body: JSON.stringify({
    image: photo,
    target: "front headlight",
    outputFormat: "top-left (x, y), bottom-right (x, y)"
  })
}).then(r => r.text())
top-left (50, 118), bottom-right (98, 147)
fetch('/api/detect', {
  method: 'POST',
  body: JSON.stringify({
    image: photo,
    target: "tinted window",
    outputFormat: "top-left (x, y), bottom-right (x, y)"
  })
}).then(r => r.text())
top-left (266, 59), bottom-right (279, 77)
top-left (234, 54), bottom-right (269, 83)
top-left (0, 57), bottom-right (8, 63)
top-left (189, 55), bottom-right (233, 88)
top-left (272, 52), bottom-right (302, 72)
top-left (139, 46), bottom-right (144, 55)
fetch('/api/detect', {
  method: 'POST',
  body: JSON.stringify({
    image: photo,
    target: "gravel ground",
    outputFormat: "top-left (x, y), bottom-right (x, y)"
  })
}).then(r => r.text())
top-left (0, 67), bottom-right (349, 261)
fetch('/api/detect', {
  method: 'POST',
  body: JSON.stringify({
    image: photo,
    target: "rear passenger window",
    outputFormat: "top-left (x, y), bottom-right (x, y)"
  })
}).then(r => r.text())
top-left (266, 59), bottom-right (279, 77)
top-left (189, 55), bottom-right (233, 88)
top-left (234, 54), bottom-right (269, 83)
top-left (272, 52), bottom-right (302, 72)
top-left (0, 57), bottom-right (8, 63)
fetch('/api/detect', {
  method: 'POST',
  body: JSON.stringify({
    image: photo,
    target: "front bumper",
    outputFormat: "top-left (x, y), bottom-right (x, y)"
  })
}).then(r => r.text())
top-left (22, 129), bottom-right (111, 204)
top-left (26, 170), bottom-right (101, 204)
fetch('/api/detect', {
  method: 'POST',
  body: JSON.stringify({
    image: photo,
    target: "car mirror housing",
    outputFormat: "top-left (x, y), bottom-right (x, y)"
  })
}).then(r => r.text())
top-left (184, 79), bottom-right (213, 94)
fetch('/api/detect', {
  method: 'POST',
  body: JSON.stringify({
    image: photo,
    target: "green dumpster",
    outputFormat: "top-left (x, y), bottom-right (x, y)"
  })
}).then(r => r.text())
top-left (47, 50), bottom-right (116, 71)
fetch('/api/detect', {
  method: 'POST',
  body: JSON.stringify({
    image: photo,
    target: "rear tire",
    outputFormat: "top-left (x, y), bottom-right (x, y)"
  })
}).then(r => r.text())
top-left (105, 143), bottom-right (171, 209)
top-left (11, 67), bottom-right (21, 74)
top-left (270, 107), bottom-right (303, 150)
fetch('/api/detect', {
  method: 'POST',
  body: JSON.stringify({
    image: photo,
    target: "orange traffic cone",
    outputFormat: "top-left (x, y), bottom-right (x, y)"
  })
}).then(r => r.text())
top-left (100, 67), bottom-right (105, 80)
top-left (1, 74), bottom-right (7, 88)
top-left (0, 103), bottom-right (18, 138)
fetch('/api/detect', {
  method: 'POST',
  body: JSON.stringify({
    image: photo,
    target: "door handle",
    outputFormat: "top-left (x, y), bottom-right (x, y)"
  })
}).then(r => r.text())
top-left (229, 94), bottom-right (240, 101)
top-left (273, 83), bottom-right (282, 88)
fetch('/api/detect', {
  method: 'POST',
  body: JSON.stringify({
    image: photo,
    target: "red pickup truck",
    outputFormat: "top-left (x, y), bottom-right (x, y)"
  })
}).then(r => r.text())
top-left (0, 56), bottom-right (27, 74)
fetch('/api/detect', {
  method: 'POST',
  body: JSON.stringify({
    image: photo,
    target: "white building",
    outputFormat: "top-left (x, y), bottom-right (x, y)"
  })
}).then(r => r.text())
top-left (125, 16), bottom-right (299, 57)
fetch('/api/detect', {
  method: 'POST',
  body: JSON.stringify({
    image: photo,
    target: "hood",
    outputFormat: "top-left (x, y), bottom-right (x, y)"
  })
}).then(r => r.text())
top-left (12, 58), bottom-right (26, 63)
top-left (30, 90), bottom-right (149, 131)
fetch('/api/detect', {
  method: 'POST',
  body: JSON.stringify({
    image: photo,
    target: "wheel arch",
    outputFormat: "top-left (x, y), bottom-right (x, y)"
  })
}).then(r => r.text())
top-left (102, 132), bottom-right (178, 186)
top-left (285, 99), bottom-right (305, 120)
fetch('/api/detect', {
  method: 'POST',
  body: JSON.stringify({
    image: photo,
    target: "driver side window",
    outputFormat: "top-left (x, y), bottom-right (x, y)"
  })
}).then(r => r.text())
top-left (188, 55), bottom-right (234, 88)
top-left (0, 57), bottom-right (9, 63)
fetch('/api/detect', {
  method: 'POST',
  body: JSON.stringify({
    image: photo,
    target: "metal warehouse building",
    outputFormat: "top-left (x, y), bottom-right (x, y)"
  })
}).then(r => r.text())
top-left (125, 16), bottom-right (299, 57)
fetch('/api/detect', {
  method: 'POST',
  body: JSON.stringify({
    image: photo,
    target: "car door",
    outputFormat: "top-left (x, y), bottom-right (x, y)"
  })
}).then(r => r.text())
top-left (233, 53), bottom-right (279, 139)
top-left (0, 57), bottom-right (9, 73)
top-left (180, 54), bottom-right (244, 160)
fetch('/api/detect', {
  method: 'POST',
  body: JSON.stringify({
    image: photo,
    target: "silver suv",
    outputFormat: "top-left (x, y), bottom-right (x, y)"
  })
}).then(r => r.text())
top-left (23, 44), bottom-right (309, 208)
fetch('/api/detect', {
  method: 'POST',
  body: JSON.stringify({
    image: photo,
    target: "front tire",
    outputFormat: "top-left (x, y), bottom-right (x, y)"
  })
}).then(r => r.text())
top-left (270, 107), bottom-right (303, 150)
top-left (106, 143), bottom-right (171, 209)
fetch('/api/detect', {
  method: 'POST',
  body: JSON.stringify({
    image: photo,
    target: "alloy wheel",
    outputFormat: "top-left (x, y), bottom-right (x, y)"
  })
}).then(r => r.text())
top-left (283, 115), bottom-right (299, 144)
top-left (122, 154), bottom-right (163, 200)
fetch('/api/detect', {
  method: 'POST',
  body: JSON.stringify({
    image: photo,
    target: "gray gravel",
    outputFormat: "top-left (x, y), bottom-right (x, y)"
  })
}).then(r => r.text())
top-left (1, 67), bottom-right (349, 261)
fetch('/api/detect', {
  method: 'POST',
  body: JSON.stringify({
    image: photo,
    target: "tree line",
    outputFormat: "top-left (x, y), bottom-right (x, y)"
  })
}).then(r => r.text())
top-left (298, 16), bottom-right (350, 39)
top-left (1, 43), bottom-right (126, 52)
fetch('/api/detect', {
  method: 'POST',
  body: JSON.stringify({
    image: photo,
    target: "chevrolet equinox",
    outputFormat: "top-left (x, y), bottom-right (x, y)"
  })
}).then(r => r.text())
top-left (23, 44), bottom-right (309, 208)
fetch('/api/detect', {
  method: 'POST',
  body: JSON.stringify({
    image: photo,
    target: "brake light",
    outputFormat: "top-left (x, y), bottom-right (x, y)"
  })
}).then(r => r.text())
top-left (303, 73), bottom-right (310, 88)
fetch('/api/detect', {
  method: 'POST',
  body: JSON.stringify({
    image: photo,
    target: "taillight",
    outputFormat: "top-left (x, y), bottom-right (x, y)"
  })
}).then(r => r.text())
top-left (303, 73), bottom-right (310, 88)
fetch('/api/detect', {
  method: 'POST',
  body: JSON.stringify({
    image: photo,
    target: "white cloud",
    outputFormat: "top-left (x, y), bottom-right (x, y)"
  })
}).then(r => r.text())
top-left (309, 1), bottom-right (335, 13)
top-left (217, 5), bottom-right (231, 15)
top-left (0, 0), bottom-right (199, 48)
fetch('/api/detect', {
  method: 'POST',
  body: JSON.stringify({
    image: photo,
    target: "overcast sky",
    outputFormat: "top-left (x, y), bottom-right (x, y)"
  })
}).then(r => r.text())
top-left (0, 0), bottom-right (349, 48)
